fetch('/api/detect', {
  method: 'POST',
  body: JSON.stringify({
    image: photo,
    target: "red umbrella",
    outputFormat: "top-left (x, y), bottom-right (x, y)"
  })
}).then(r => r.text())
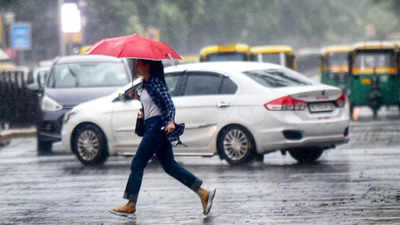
top-left (87, 34), bottom-right (182, 60)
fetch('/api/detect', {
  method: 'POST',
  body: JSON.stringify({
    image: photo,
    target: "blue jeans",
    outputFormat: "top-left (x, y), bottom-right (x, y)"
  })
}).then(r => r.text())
top-left (123, 116), bottom-right (203, 203)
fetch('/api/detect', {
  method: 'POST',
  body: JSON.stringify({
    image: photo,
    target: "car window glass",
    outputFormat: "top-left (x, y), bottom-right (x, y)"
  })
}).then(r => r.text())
top-left (220, 77), bottom-right (237, 94)
top-left (244, 68), bottom-right (312, 88)
top-left (326, 52), bottom-right (348, 66)
top-left (49, 62), bottom-right (128, 88)
top-left (262, 53), bottom-right (281, 64)
top-left (206, 52), bottom-right (247, 61)
top-left (165, 73), bottom-right (182, 96)
top-left (184, 73), bottom-right (222, 96)
top-left (354, 50), bottom-right (394, 68)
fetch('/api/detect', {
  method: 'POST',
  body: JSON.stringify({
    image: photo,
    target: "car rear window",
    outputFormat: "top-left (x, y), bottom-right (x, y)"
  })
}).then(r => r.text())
top-left (244, 68), bottom-right (312, 88)
top-left (48, 62), bottom-right (129, 88)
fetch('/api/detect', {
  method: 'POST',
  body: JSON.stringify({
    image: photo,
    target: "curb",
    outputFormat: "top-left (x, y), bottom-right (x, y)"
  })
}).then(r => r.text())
top-left (0, 128), bottom-right (37, 143)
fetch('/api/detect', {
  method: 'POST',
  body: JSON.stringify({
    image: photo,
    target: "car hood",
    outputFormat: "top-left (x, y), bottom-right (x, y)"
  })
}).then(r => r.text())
top-left (69, 78), bottom-right (144, 112)
top-left (45, 87), bottom-right (119, 107)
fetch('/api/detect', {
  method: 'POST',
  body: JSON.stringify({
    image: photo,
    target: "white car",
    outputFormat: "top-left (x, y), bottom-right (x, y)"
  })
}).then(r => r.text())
top-left (62, 62), bottom-right (350, 166)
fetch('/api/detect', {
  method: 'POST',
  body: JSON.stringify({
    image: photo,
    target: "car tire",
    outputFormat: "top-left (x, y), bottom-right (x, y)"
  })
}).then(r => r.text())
top-left (349, 103), bottom-right (354, 120)
top-left (72, 124), bottom-right (109, 166)
top-left (254, 153), bottom-right (264, 162)
top-left (217, 125), bottom-right (256, 165)
top-left (288, 147), bottom-right (324, 163)
top-left (372, 108), bottom-right (378, 120)
top-left (37, 140), bottom-right (53, 155)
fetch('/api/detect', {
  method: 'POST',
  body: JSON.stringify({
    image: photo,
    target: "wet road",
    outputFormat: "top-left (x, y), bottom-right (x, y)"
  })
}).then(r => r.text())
top-left (1, 109), bottom-right (400, 225)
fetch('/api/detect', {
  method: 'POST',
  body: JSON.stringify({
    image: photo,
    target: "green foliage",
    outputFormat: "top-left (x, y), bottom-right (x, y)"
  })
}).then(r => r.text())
top-left (1, 0), bottom-right (399, 63)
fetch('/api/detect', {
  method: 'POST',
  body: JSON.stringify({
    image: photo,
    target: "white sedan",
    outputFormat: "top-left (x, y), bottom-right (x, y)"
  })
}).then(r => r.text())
top-left (61, 62), bottom-right (350, 166)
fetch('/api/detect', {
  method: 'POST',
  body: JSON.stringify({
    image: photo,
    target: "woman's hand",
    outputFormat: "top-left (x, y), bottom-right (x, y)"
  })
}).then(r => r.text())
top-left (165, 121), bottom-right (175, 134)
top-left (137, 110), bottom-right (143, 119)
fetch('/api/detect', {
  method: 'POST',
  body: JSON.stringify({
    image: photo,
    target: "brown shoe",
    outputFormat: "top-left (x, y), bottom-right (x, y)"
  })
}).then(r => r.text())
top-left (112, 203), bottom-right (136, 215)
top-left (201, 189), bottom-right (216, 215)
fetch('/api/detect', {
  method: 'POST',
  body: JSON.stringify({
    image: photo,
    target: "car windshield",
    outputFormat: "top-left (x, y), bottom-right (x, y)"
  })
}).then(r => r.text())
top-left (326, 52), bottom-right (348, 66)
top-left (354, 50), bottom-right (395, 68)
top-left (261, 53), bottom-right (282, 65)
top-left (244, 68), bottom-right (312, 88)
top-left (206, 52), bottom-right (247, 61)
top-left (48, 62), bottom-right (128, 88)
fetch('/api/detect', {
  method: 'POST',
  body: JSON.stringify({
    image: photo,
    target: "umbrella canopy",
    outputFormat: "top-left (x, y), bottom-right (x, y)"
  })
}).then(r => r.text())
top-left (87, 34), bottom-right (182, 60)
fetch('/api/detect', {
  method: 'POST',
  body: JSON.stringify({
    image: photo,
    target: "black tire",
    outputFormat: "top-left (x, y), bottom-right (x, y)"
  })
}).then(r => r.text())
top-left (372, 108), bottom-right (378, 120)
top-left (288, 147), bottom-right (324, 164)
top-left (349, 103), bottom-right (354, 120)
top-left (217, 125), bottom-right (256, 165)
top-left (254, 153), bottom-right (264, 162)
top-left (72, 124), bottom-right (109, 166)
top-left (37, 140), bottom-right (53, 155)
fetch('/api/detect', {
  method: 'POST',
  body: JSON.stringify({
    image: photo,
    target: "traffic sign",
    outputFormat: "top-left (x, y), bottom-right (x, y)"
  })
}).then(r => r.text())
top-left (10, 23), bottom-right (31, 50)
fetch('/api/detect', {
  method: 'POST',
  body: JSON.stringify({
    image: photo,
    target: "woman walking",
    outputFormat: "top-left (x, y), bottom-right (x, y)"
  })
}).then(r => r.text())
top-left (112, 59), bottom-right (216, 215)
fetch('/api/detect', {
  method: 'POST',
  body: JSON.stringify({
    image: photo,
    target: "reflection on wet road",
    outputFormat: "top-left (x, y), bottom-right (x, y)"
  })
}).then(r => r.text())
top-left (1, 109), bottom-right (400, 225)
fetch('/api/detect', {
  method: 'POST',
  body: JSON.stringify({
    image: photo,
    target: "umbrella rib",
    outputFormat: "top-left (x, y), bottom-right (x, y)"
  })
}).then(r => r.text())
top-left (117, 39), bottom-right (128, 58)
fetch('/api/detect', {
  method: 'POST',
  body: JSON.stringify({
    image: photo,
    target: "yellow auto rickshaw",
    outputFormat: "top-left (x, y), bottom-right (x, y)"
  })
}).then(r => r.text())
top-left (0, 62), bottom-right (16, 70)
top-left (199, 44), bottom-right (250, 62)
top-left (178, 55), bottom-right (199, 64)
top-left (79, 45), bottom-right (92, 55)
top-left (250, 45), bottom-right (296, 70)
top-left (348, 41), bottom-right (399, 119)
top-left (320, 45), bottom-right (351, 90)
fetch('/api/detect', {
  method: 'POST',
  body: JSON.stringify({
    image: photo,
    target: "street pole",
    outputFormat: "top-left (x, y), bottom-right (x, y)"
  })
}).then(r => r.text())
top-left (58, 0), bottom-right (65, 56)
top-left (0, 15), bottom-right (4, 49)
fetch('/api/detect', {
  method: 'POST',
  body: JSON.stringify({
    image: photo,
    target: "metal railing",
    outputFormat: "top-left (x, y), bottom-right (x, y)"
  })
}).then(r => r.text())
top-left (0, 70), bottom-right (40, 129)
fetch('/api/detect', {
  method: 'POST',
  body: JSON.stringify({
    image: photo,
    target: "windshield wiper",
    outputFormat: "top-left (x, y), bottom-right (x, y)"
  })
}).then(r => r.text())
top-left (67, 65), bottom-right (80, 87)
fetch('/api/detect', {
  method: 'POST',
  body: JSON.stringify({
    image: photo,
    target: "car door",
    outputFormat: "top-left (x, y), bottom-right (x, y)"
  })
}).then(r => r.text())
top-left (171, 71), bottom-right (237, 154)
top-left (111, 90), bottom-right (142, 152)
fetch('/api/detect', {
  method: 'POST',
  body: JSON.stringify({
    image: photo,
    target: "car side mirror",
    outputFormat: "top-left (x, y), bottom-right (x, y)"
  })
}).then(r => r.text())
top-left (112, 96), bottom-right (121, 103)
top-left (112, 93), bottom-right (128, 103)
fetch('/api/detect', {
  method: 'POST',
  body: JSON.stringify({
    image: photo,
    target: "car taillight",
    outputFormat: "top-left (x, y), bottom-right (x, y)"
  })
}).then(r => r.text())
top-left (264, 96), bottom-right (307, 111)
top-left (336, 90), bottom-right (346, 108)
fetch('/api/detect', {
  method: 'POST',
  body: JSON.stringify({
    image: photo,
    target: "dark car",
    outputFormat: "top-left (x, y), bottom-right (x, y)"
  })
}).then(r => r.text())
top-left (30, 55), bottom-right (132, 153)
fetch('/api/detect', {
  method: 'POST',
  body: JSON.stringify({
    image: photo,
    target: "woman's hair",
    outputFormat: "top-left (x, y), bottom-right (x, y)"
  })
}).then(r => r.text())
top-left (141, 59), bottom-right (166, 83)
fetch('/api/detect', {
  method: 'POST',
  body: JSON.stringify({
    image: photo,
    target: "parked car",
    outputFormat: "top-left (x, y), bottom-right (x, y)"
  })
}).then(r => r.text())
top-left (29, 55), bottom-right (132, 154)
top-left (62, 62), bottom-right (350, 166)
top-left (29, 65), bottom-right (51, 87)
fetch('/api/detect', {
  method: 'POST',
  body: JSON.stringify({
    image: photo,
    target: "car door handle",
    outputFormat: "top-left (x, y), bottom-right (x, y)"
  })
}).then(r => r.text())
top-left (217, 101), bottom-right (230, 108)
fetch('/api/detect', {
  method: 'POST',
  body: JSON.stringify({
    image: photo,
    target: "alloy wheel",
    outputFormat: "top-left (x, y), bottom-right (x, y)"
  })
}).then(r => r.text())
top-left (77, 130), bottom-right (100, 161)
top-left (223, 128), bottom-right (250, 161)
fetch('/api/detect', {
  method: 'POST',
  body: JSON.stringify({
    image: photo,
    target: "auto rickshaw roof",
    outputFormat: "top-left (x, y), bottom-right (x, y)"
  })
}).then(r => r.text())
top-left (178, 55), bottom-right (199, 64)
top-left (321, 45), bottom-right (351, 54)
top-left (250, 45), bottom-right (293, 54)
top-left (0, 62), bottom-right (16, 70)
top-left (200, 44), bottom-right (250, 56)
top-left (352, 41), bottom-right (397, 51)
top-left (79, 45), bottom-right (92, 55)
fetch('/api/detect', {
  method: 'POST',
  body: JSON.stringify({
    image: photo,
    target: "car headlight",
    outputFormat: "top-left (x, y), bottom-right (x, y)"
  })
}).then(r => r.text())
top-left (41, 96), bottom-right (63, 112)
top-left (63, 110), bottom-right (77, 124)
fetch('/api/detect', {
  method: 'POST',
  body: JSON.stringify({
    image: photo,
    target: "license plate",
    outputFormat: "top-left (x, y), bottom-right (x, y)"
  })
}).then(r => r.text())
top-left (309, 103), bottom-right (335, 112)
top-left (361, 78), bottom-right (371, 85)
